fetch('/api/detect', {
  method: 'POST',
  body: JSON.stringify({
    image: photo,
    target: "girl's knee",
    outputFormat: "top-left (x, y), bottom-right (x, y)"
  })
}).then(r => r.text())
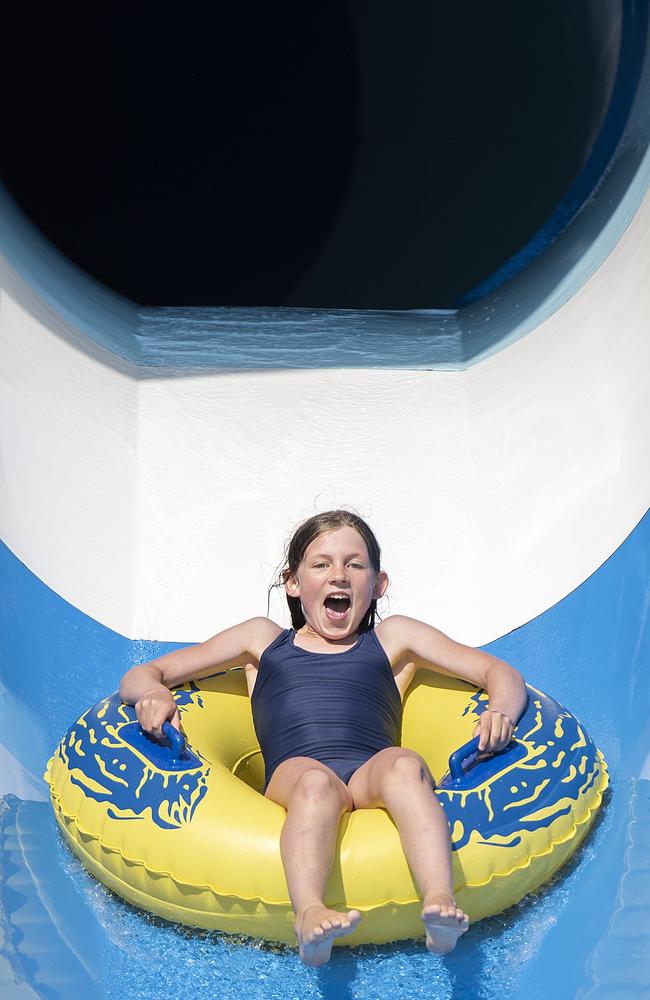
top-left (291, 767), bottom-right (352, 810)
top-left (381, 752), bottom-right (434, 792)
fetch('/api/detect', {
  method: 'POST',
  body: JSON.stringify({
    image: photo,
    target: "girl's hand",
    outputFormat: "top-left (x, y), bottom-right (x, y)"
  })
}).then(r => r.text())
top-left (473, 709), bottom-right (514, 755)
top-left (135, 688), bottom-right (181, 741)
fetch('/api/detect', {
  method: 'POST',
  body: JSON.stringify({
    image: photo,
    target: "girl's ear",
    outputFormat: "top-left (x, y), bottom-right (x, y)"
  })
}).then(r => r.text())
top-left (373, 570), bottom-right (389, 599)
top-left (284, 574), bottom-right (300, 597)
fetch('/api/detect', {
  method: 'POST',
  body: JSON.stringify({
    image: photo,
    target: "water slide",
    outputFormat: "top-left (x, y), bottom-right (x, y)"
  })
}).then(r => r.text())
top-left (1, 3), bottom-right (649, 997)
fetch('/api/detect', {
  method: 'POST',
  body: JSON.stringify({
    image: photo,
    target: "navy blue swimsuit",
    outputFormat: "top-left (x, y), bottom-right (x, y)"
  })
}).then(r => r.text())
top-left (251, 628), bottom-right (403, 792)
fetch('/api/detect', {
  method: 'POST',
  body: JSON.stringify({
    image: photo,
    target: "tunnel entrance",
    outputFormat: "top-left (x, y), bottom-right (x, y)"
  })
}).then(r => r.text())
top-left (2, 2), bottom-right (621, 308)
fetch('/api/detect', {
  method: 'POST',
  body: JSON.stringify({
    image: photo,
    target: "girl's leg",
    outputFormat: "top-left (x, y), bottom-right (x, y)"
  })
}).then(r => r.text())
top-left (347, 747), bottom-right (469, 954)
top-left (265, 757), bottom-right (361, 966)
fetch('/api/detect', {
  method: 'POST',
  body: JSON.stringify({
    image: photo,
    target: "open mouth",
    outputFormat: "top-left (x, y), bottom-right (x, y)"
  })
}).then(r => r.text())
top-left (324, 595), bottom-right (351, 620)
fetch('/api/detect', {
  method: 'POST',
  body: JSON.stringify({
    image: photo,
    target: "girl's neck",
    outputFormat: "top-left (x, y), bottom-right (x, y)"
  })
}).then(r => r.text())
top-left (295, 623), bottom-right (360, 651)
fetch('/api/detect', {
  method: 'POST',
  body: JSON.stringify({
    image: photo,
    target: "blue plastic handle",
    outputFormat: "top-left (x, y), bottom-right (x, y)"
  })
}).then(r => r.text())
top-left (448, 736), bottom-right (481, 783)
top-left (162, 721), bottom-right (186, 764)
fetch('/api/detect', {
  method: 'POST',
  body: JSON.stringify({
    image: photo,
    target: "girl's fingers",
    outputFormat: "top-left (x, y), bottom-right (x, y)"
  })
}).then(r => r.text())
top-left (479, 711), bottom-right (495, 751)
top-left (477, 710), bottom-right (513, 752)
top-left (492, 714), bottom-right (513, 752)
top-left (138, 708), bottom-right (163, 739)
top-left (135, 692), bottom-right (180, 740)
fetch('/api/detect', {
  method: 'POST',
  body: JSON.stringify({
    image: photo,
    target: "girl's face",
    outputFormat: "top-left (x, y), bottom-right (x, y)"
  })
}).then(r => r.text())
top-left (285, 525), bottom-right (388, 639)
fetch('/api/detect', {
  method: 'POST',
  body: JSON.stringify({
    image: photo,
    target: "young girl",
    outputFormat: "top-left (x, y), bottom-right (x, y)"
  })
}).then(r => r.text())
top-left (119, 510), bottom-right (527, 967)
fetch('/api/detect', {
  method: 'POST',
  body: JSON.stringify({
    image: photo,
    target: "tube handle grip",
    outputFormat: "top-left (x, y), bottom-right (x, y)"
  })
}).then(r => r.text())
top-left (448, 736), bottom-right (481, 783)
top-left (162, 721), bottom-right (186, 763)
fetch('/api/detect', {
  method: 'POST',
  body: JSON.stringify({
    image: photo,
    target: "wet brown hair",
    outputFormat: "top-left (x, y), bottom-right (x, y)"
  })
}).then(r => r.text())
top-left (271, 510), bottom-right (383, 631)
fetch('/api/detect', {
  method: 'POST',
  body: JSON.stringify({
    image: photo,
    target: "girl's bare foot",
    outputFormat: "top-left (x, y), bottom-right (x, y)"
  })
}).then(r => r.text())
top-left (421, 891), bottom-right (469, 954)
top-left (294, 903), bottom-right (362, 966)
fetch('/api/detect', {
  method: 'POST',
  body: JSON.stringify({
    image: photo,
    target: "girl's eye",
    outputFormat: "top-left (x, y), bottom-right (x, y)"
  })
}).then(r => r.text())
top-left (310, 561), bottom-right (365, 569)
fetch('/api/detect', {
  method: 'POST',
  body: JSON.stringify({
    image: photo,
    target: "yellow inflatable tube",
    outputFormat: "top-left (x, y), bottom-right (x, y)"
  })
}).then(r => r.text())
top-left (45, 668), bottom-right (608, 946)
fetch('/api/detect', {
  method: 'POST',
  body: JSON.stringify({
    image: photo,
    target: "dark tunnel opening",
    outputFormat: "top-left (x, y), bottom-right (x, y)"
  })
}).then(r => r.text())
top-left (2, 2), bottom-right (622, 309)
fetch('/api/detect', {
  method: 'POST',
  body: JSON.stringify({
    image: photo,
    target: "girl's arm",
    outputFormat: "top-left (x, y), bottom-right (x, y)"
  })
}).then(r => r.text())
top-left (380, 615), bottom-right (527, 753)
top-left (119, 617), bottom-right (280, 739)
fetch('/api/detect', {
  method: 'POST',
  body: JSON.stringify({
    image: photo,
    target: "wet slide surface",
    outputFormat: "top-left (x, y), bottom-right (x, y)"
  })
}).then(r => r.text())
top-left (1, 509), bottom-right (648, 999)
